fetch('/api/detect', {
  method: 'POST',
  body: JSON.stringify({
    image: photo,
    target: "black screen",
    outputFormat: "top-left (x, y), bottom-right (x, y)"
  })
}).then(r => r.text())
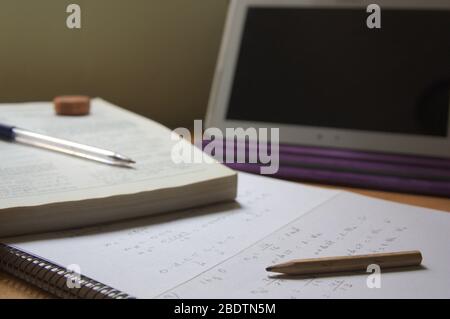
top-left (226, 8), bottom-right (450, 137)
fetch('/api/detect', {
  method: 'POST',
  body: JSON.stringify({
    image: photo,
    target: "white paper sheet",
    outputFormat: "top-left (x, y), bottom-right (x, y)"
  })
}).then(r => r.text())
top-left (5, 173), bottom-right (450, 298)
top-left (163, 191), bottom-right (450, 299)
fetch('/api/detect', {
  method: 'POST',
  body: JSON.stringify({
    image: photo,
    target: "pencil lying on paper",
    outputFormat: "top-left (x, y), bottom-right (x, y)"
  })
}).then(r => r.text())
top-left (266, 251), bottom-right (422, 275)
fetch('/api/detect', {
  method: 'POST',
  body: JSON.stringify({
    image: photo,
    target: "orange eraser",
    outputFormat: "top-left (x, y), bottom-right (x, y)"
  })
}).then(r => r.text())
top-left (54, 95), bottom-right (91, 116)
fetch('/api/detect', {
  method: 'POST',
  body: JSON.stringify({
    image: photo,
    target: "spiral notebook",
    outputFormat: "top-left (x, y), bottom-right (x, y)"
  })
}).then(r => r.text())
top-left (0, 244), bottom-right (132, 299)
top-left (1, 173), bottom-right (450, 299)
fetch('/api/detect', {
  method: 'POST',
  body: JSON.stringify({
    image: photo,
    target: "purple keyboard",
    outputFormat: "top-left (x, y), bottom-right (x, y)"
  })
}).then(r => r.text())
top-left (202, 139), bottom-right (450, 198)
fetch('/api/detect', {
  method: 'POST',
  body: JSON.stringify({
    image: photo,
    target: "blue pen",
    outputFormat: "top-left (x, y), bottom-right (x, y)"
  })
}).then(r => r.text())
top-left (0, 123), bottom-right (135, 166)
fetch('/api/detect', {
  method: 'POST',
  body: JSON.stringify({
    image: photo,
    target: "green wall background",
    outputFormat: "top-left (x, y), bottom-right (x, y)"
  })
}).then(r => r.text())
top-left (0, 0), bottom-right (229, 128)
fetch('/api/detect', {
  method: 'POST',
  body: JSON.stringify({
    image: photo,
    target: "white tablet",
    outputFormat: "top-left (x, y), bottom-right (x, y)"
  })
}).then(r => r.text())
top-left (205, 0), bottom-right (450, 158)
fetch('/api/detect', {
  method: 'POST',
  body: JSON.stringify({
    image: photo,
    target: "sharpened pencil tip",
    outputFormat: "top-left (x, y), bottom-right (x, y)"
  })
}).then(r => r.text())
top-left (266, 266), bottom-right (274, 272)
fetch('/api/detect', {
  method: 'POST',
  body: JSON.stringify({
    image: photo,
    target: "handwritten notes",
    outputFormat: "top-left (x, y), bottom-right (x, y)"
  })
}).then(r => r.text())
top-left (161, 193), bottom-right (445, 299)
top-left (6, 174), bottom-right (450, 298)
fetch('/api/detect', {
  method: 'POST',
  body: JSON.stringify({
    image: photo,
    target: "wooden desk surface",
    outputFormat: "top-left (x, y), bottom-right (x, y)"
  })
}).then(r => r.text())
top-left (1, 183), bottom-right (449, 299)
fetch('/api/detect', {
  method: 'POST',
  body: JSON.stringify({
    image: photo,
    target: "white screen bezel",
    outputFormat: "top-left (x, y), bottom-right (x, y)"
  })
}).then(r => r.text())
top-left (205, 0), bottom-right (450, 158)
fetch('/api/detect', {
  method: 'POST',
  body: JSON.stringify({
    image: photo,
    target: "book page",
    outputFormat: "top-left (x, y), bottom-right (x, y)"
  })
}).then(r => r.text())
top-left (0, 99), bottom-right (233, 209)
top-left (4, 173), bottom-right (339, 298)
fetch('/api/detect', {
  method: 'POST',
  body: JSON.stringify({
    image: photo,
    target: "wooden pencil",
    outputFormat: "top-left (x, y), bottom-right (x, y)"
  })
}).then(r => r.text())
top-left (266, 251), bottom-right (422, 275)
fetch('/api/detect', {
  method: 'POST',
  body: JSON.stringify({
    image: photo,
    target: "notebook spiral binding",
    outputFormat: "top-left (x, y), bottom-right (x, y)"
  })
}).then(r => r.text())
top-left (0, 244), bottom-right (134, 299)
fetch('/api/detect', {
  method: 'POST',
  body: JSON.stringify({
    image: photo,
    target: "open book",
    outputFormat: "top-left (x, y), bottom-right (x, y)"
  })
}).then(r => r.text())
top-left (0, 99), bottom-right (237, 237)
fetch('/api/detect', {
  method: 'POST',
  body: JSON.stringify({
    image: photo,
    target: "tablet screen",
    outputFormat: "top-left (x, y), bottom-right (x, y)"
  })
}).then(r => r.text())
top-left (226, 8), bottom-right (450, 137)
